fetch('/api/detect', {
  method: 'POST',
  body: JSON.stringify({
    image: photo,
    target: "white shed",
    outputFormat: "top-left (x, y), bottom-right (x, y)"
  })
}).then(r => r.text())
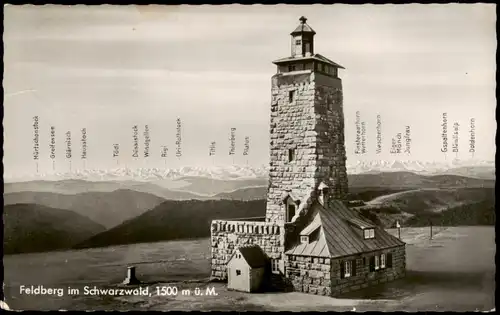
top-left (227, 245), bottom-right (268, 293)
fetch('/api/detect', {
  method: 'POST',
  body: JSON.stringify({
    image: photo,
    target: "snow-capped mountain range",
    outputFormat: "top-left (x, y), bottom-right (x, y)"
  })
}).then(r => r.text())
top-left (346, 159), bottom-right (495, 175)
top-left (4, 159), bottom-right (494, 183)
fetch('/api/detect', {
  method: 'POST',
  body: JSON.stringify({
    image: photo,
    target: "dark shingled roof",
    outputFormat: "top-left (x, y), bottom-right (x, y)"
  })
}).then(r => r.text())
top-left (272, 54), bottom-right (345, 69)
top-left (290, 22), bottom-right (316, 35)
top-left (233, 245), bottom-right (268, 268)
top-left (286, 200), bottom-right (405, 258)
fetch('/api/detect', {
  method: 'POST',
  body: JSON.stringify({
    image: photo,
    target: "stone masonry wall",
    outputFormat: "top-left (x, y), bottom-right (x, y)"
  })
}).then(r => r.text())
top-left (285, 255), bottom-right (332, 296)
top-left (266, 72), bottom-right (319, 224)
top-left (283, 246), bottom-right (406, 297)
top-left (313, 72), bottom-right (348, 199)
top-left (330, 245), bottom-right (406, 296)
top-left (210, 219), bottom-right (284, 280)
top-left (266, 71), bottom-right (348, 224)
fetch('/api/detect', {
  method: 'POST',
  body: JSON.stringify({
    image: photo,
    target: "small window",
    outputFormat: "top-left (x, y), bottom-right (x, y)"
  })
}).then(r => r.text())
top-left (364, 228), bottom-right (375, 239)
top-left (295, 39), bottom-right (301, 45)
top-left (381, 253), bottom-right (386, 269)
top-left (344, 261), bottom-right (352, 278)
top-left (288, 148), bottom-right (296, 162)
top-left (300, 235), bottom-right (309, 243)
top-left (236, 269), bottom-right (241, 276)
top-left (374, 255), bottom-right (380, 270)
top-left (288, 90), bottom-right (295, 103)
top-left (271, 259), bottom-right (280, 274)
top-left (333, 68), bottom-right (338, 77)
top-left (288, 65), bottom-right (296, 72)
top-left (287, 204), bottom-right (296, 222)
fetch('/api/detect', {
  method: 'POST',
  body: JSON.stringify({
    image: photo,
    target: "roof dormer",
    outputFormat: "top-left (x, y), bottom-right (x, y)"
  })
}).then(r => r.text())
top-left (346, 217), bottom-right (376, 240)
top-left (299, 217), bottom-right (321, 244)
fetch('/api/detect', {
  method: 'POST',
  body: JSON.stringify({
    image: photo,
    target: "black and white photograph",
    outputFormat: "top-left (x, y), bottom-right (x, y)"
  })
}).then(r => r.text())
top-left (2, 4), bottom-right (496, 311)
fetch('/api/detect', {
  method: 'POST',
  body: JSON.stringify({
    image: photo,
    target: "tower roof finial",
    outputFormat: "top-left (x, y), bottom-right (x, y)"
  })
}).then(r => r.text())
top-left (291, 16), bottom-right (316, 35)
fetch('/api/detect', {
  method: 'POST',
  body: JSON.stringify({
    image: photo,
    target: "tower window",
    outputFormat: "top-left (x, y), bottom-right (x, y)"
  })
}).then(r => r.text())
top-left (295, 39), bottom-right (301, 45)
top-left (287, 204), bottom-right (296, 222)
top-left (288, 148), bottom-right (296, 162)
top-left (288, 90), bottom-right (295, 103)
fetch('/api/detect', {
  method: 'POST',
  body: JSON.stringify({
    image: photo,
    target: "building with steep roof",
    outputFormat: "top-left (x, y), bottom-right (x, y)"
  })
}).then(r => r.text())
top-left (210, 17), bottom-right (406, 297)
top-left (227, 245), bottom-right (268, 292)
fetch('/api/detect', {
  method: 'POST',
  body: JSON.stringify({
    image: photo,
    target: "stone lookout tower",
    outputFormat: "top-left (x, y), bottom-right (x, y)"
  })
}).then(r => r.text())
top-left (266, 16), bottom-right (349, 225)
top-left (210, 18), bottom-right (406, 296)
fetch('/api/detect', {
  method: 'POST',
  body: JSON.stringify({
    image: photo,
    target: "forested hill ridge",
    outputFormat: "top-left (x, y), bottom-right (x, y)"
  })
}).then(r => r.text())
top-left (4, 203), bottom-right (106, 255)
top-left (74, 199), bottom-right (266, 249)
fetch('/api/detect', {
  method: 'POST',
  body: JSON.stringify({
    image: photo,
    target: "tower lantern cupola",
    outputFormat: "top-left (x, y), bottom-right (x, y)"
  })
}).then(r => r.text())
top-left (291, 16), bottom-right (316, 57)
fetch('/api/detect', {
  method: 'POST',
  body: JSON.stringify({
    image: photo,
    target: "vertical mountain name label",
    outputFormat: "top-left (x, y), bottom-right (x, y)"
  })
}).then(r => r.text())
top-left (229, 128), bottom-right (236, 155)
top-left (390, 126), bottom-right (410, 155)
top-left (81, 128), bottom-right (87, 159)
top-left (66, 131), bottom-right (72, 171)
top-left (469, 118), bottom-right (475, 156)
top-left (390, 132), bottom-right (402, 154)
top-left (354, 111), bottom-right (366, 154)
top-left (209, 141), bottom-right (216, 156)
top-left (49, 126), bottom-right (56, 159)
top-left (376, 115), bottom-right (382, 154)
top-left (404, 126), bottom-right (411, 154)
top-left (243, 136), bottom-right (250, 156)
top-left (176, 118), bottom-right (182, 158)
top-left (49, 126), bottom-right (56, 170)
top-left (144, 125), bottom-right (150, 158)
top-left (132, 125), bottom-right (139, 158)
top-left (441, 112), bottom-right (448, 153)
top-left (113, 144), bottom-right (120, 158)
top-left (161, 146), bottom-right (168, 158)
top-left (452, 122), bottom-right (459, 154)
top-left (33, 116), bottom-right (39, 161)
top-left (65, 131), bottom-right (72, 159)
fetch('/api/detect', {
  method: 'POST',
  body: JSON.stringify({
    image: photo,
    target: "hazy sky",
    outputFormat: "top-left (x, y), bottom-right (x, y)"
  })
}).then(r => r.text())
top-left (3, 4), bottom-right (496, 178)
